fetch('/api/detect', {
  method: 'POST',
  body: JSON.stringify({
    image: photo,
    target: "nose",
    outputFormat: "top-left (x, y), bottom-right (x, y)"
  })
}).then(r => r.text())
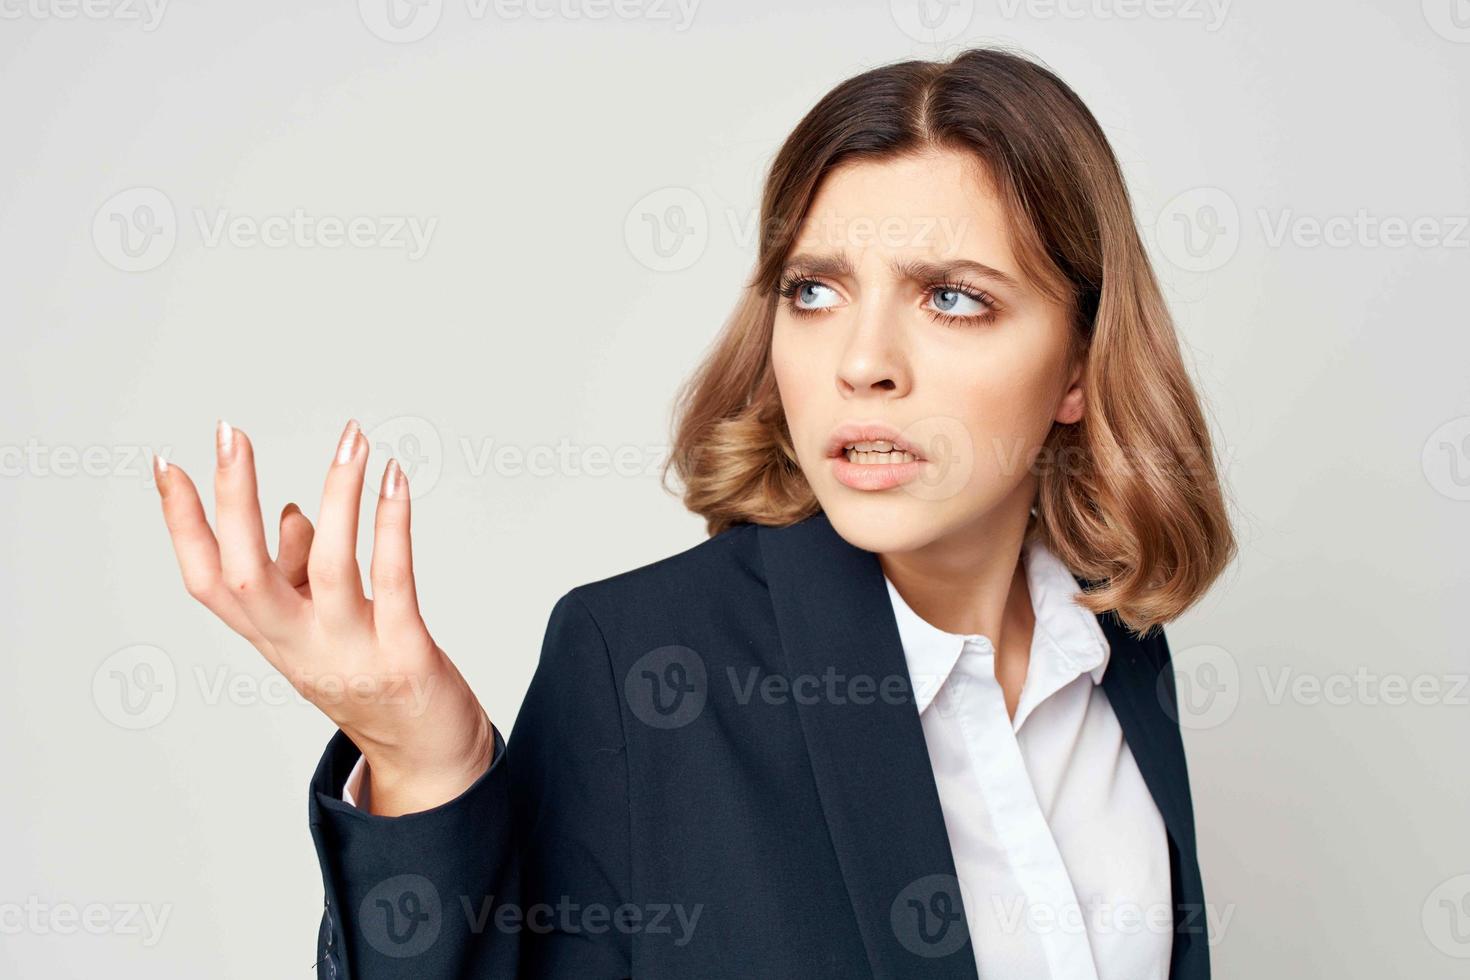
top-left (835, 303), bottom-right (911, 399)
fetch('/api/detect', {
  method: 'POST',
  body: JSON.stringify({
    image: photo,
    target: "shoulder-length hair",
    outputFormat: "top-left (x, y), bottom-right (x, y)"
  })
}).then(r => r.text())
top-left (662, 46), bottom-right (1236, 632)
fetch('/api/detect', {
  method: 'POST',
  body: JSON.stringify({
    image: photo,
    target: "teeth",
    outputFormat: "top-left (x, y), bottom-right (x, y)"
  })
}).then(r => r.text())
top-left (845, 448), bottom-right (918, 465)
top-left (837, 439), bottom-right (921, 464)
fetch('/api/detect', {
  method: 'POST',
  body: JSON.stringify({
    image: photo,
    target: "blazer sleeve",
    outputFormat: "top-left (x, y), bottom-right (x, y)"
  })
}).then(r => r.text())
top-left (307, 589), bottom-right (633, 979)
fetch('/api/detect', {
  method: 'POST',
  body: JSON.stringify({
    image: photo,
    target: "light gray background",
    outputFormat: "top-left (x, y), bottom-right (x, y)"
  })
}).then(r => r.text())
top-left (3, 0), bottom-right (1468, 976)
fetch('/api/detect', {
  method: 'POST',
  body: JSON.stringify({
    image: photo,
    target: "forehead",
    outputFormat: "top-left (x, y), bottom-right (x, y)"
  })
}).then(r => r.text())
top-left (789, 149), bottom-right (1018, 275)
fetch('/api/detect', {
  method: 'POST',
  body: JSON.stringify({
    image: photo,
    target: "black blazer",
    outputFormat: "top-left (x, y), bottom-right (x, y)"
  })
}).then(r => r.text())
top-left (308, 510), bottom-right (1209, 979)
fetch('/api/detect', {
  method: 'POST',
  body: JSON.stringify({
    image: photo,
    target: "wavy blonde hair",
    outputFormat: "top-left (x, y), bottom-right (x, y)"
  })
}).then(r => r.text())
top-left (661, 46), bottom-right (1236, 632)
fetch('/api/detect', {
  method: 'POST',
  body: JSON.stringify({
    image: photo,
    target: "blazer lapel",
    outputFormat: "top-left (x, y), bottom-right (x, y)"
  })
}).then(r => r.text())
top-left (1095, 612), bottom-right (1196, 856)
top-left (1093, 606), bottom-right (1209, 980)
top-left (758, 511), bottom-right (979, 980)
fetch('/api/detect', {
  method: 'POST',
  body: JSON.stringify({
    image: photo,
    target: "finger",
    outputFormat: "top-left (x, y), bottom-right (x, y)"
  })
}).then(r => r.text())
top-left (213, 420), bottom-right (306, 639)
top-left (370, 458), bottom-right (424, 642)
top-left (275, 502), bottom-right (315, 590)
top-left (153, 453), bottom-right (278, 655)
top-left (309, 418), bottom-right (370, 631)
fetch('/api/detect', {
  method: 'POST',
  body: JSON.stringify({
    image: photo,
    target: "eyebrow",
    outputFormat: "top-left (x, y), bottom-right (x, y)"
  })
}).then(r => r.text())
top-left (780, 251), bottom-right (1022, 291)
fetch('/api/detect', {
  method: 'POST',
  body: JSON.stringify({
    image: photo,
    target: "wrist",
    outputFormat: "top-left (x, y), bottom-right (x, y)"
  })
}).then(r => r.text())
top-left (361, 709), bottom-right (495, 816)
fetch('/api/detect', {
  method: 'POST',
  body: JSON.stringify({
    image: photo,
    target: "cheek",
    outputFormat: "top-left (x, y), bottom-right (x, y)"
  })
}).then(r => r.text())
top-left (771, 319), bottom-right (818, 420)
top-left (930, 346), bottom-right (1064, 467)
top-left (770, 319), bottom-right (793, 390)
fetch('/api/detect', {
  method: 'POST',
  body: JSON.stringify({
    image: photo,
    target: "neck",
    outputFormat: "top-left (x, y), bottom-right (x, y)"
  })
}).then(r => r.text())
top-left (877, 489), bottom-right (1037, 653)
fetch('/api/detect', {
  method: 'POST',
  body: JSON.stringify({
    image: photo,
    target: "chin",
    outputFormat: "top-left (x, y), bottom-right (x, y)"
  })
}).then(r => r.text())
top-left (817, 490), bottom-right (957, 556)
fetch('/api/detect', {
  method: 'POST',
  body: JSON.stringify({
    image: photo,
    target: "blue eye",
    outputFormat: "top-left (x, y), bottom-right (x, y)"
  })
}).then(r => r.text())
top-left (930, 287), bottom-right (987, 316)
top-left (793, 280), bottom-right (839, 310)
top-left (923, 283), bottom-right (1001, 326)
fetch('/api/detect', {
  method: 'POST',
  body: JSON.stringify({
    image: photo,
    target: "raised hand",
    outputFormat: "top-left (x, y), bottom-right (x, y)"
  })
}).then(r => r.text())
top-left (153, 419), bottom-right (494, 816)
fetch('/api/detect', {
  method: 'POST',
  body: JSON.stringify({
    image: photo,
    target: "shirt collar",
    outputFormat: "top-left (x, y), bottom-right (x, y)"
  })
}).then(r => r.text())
top-left (884, 536), bottom-right (1111, 716)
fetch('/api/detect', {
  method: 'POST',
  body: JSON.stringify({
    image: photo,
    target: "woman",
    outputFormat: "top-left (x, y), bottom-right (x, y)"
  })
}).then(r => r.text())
top-left (154, 46), bottom-right (1234, 979)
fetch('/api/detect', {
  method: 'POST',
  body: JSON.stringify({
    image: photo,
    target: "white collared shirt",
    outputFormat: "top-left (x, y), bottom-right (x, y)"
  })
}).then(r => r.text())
top-left (887, 535), bottom-right (1173, 980)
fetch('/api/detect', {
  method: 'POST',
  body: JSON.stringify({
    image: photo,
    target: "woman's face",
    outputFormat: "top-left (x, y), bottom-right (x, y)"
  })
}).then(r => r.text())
top-left (771, 148), bottom-right (1085, 556)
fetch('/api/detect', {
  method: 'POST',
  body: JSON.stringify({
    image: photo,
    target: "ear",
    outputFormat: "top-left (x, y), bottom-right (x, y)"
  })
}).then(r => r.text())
top-left (1055, 360), bottom-right (1086, 425)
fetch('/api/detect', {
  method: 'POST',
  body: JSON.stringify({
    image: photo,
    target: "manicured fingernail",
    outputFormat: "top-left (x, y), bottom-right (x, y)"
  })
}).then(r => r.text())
top-left (382, 458), bottom-right (404, 499)
top-left (153, 453), bottom-right (169, 495)
top-left (281, 501), bottom-right (302, 520)
top-left (216, 419), bottom-right (235, 465)
top-left (336, 418), bottom-right (361, 465)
